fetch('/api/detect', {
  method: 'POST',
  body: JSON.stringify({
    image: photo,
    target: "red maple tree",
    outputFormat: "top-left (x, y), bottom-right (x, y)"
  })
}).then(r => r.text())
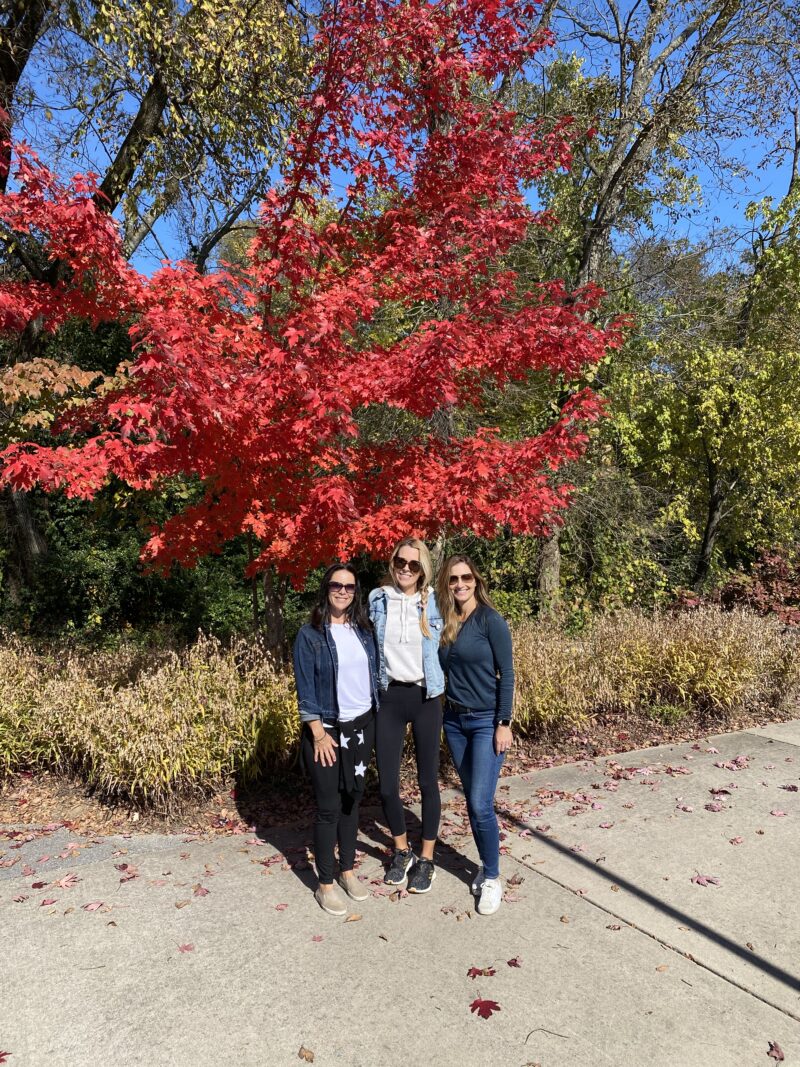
top-left (0, 0), bottom-right (619, 583)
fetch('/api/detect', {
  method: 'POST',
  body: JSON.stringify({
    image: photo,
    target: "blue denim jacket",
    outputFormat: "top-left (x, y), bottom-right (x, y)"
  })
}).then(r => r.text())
top-left (368, 586), bottom-right (445, 698)
top-left (292, 622), bottom-right (381, 724)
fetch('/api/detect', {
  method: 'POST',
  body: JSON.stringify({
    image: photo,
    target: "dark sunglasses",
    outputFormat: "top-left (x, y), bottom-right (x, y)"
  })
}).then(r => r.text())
top-left (449, 572), bottom-right (475, 585)
top-left (393, 555), bottom-right (421, 575)
top-left (328, 581), bottom-right (356, 593)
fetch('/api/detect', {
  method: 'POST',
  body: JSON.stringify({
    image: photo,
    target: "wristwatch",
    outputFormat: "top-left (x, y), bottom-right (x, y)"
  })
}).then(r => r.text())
top-left (497, 719), bottom-right (511, 727)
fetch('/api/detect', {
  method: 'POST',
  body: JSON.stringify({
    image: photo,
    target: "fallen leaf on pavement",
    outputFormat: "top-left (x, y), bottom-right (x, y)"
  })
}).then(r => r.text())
top-left (175, 900), bottom-right (191, 909)
top-left (655, 964), bottom-right (668, 972)
top-left (31, 881), bottom-right (47, 889)
top-left (344, 913), bottom-right (362, 923)
top-left (470, 999), bottom-right (501, 1020)
top-left (53, 872), bottom-right (80, 890)
top-left (311, 935), bottom-right (324, 942)
top-left (82, 901), bottom-right (105, 912)
top-left (178, 943), bottom-right (194, 953)
top-left (560, 915), bottom-right (570, 923)
top-left (770, 810), bottom-right (788, 817)
top-left (40, 898), bottom-right (57, 906)
top-left (467, 967), bottom-right (496, 979)
top-left (0, 1052), bottom-right (11, 1063)
top-left (606, 924), bottom-right (621, 931)
top-left (298, 1047), bottom-right (315, 1063)
top-left (507, 957), bottom-right (522, 968)
top-left (193, 884), bottom-right (210, 897)
top-left (691, 874), bottom-right (721, 887)
top-left (115, 863), bottom-right (139, 883)
top-left (275, 903), bottom-right (288, 911)
top-left (729, 837), bottom-right (744, 845)
top-left (767, 1041), bottom-right (784, 1061)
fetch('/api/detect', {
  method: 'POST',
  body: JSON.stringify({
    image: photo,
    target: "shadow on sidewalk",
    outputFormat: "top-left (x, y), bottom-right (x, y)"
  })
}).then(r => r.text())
top-left (501, 808), bottom-right (800, 1001)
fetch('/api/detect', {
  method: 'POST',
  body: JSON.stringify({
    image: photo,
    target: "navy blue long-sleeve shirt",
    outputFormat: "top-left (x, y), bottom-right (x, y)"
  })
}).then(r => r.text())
top-left (438, 605), bottom-right (514, 720)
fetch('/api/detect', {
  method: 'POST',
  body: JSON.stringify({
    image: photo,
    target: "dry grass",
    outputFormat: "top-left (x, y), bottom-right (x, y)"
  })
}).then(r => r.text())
top-left (0, 634), bottom-right (298, 810)
top-left (513, 608), bottom-right (799, 736)
top-left (2, 608), bottom-right (797, 809)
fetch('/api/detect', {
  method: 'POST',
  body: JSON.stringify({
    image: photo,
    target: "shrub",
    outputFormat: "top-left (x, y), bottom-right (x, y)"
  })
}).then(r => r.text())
top-left (513, 608), bottom-right (798, 736)
top-left (0, 634), bottom-right (298, 810)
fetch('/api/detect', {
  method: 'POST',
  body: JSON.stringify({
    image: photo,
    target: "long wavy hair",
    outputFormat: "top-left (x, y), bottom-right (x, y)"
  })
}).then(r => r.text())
top-left (310, 563), bottom-right (372, 631)
top-left (383, 537), bottom-right (434, 638)
top-left (436, 554), bottom-right (495, 645)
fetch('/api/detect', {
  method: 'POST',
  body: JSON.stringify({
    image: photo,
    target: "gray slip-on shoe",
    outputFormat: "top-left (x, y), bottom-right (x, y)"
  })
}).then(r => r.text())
top-left (315, 883), bottom-right (349, 916)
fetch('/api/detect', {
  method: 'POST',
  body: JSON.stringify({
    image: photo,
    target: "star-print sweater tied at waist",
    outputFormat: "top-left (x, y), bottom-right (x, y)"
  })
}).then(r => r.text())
top-left (323, 707), bottom-right (375, 794)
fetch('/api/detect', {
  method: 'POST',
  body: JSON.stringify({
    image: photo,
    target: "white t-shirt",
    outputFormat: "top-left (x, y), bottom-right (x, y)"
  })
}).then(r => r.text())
top-left (330, 624), bottom-right (373, 722)
top-left (382, 585), bottom-right (424, 685)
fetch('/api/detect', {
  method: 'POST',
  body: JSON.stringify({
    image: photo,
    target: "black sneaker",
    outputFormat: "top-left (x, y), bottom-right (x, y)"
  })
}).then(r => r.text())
top-left (407, 857), bottom-right (437, 894)
top-left (384, 847), bottom-right (417, 885)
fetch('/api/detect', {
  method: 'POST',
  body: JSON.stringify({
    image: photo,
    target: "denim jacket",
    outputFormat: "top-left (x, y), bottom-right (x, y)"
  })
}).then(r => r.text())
top-left (292, 622), bottom-right (381, 724)
top-left (368, 586), bottom-right (445, 698)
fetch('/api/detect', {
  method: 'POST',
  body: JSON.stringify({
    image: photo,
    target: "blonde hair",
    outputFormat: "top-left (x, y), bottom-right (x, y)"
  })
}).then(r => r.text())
top-left (436, 554), bottom-right (495, 645)
top-left (386, 537), bottom-right (434, 638)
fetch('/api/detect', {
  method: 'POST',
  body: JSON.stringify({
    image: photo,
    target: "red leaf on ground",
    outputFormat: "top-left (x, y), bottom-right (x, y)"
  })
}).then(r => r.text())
top-left (780, 784), bottom-right (798, 791)
top-left (40, 898), bottom-right (57, 906)
top-left (13, 895), bottom-right (28, 903)
top-left (115, 863), bottom-right (139, 883)
top-left (599, 822), bottom-right (614, 829)
top-left (770, 810), bottom-right (788, 817)
top-left (691, 873), bottom-right (721, 887)
top-left (21, 865), bottom-right (35, 876)
top-left (275, 903), bottom-right (288, 911)
top-left (767, 1040), bottom-right (784, 1061)
top-left (506, 957), bottom-right (522, 968)
top-left (178, 943), bottom-right (194, 953)
top-left (31, 881), bottom-right (47, 889)
top-left (311, 935), bottom-right (324, 942)
top-left (82, 901), bottom-right (105, 912)
top-left (704, 802), bottom-right (724, 812)
top-left (54, 872), bottom-right (80, 889)
top-left (0, 1052), bottom-right (11, 1063)
top-left (193, 884), bottom-right (210, 897)
top-left (470, 998), bottom-right (501, 1019)
top-left (729, 837), bottom-right (744, 845)
top-left (467, 967), bottom-right (496, 979)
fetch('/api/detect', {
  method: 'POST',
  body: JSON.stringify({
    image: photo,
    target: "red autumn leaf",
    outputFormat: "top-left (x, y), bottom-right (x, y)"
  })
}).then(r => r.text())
top-left (470, 999), bottom-right (501, 1020)
top-left (40, 898), bottom-right (57, 906)
top-left (506, 957), bottom-right (522, 968)
top-left (21, 865), bottom-right (35, 876)
top-left (704, 802), bottom-right (724, 812)
top-left (729, 836), bottom-right (744, 845)
top-left (178, 944), bottom-right (195, 953)
top-left (53, 872), bottom-right (80, 889)
top-left (31, 881), bottom-right (47, 889)
top-left (691, 873), bottom-right (721, 887)
top-left (311, 935), bottom-right (324, 942)
top-left (767, 1041), bottom-right (784, 1061)
top-left (81, 901), bottom-right (105, 912)
top-left (275, 903), bottom-right (289, 911)
top-left (467, 966), bottom-right (496, 980)
top-left (0, 1052), bottom-right (11, 1063)
top-left (115, 863), bottom-right (139, 883)
top-left (193, 884), bottom-right (210, 897)
top-left (13, 895), bottom-right (28, 903)
top-left (770, 810), bottom-right (788, 817)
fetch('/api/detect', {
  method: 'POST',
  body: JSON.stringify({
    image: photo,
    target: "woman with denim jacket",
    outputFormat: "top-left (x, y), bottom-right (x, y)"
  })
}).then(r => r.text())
top-left (368, 538), bottom-right (445, 894)
top-left (293, 564), bottom-right (381, 916)
top-left (436, 554), bottom-right (514, 916)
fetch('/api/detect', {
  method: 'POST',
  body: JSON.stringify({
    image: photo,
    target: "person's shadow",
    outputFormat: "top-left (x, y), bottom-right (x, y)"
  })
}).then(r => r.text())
top-left (233, 756), bottom-right (478, 893)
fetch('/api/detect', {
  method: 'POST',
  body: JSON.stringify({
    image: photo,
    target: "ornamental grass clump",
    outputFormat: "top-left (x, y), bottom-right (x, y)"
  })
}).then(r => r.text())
top-left (511, 608), bottom-right (798, 736)
top-left (0, 634), bottom-right (298, 809)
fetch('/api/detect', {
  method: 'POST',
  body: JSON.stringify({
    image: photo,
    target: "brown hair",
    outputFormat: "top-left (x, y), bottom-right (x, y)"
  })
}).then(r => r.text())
top-left (436, 554), bottom-right (495, 645)
top-left (385, 537), bottom-right (434, 638)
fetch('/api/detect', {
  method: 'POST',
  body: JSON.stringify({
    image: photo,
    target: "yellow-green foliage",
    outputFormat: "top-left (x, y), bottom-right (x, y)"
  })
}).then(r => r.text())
top-left (0, 635), bottom-right (298, 809)
top-left (513, 608), bottom-right (798, 735)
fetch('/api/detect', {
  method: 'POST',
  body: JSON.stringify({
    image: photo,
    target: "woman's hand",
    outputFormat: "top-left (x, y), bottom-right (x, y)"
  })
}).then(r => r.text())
top-left (494, 724), bottom-right (513, 755)
top-left (312, 730), bottom-right (338, 766)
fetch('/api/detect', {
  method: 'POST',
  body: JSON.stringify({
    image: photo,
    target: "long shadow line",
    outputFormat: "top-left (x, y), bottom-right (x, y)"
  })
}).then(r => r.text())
top-left (501, 808), bottom-right (800, 1003)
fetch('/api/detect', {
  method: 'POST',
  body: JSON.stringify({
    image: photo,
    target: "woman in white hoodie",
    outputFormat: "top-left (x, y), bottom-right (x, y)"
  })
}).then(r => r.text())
top-left (369, 538), bottom-right (445, 894)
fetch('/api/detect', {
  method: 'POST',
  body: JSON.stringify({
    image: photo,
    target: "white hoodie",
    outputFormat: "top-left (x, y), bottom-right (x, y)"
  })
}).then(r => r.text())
top-left (382, 585), bottom-right (425, 685)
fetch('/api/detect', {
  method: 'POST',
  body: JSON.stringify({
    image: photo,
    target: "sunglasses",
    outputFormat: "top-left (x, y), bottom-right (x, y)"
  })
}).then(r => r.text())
top-left (328, 581), bottom-right (356, 593)
top-left (393, 555), bottom-right (421, 575)
top-left (449, 572), bottom-right (475, 585)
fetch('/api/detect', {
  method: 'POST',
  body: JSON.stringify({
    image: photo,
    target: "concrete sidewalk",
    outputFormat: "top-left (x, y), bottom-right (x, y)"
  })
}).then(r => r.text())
top-left (3, 722), bottom-right (800, 1066)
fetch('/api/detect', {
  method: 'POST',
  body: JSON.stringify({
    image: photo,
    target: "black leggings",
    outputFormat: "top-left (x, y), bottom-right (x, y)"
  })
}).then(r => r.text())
top-left (301, 716), bottom-right (375, 883)
top-left (376, 683), bottom-right (443, 842)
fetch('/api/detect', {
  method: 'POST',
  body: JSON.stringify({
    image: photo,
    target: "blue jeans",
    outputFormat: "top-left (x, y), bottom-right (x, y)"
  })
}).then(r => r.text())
top-left (443, 704), bottom-right (505, 880)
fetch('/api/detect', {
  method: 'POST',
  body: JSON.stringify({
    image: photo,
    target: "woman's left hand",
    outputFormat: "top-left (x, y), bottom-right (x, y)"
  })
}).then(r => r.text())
top-left (494, 724), bottom-right (513, 754)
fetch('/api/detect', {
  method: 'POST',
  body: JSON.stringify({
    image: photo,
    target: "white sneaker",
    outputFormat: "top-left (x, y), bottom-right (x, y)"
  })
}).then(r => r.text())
top-left (477, 877), bottom-right (502, 915)
top-left (471, 865), bottom-right (485, 895)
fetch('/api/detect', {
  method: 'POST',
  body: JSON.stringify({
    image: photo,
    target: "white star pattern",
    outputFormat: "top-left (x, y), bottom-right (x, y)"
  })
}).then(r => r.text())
top-left (339, 734), bottom-right (350, 748)
top-left (354, 761), bottom-right (367, 777)
top-left (356, 731), bottom-right (364, 745)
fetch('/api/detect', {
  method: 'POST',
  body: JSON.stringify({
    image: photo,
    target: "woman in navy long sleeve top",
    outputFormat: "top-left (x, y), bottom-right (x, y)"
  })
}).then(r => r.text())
top-left (437, 554), bottom-right (514, 916)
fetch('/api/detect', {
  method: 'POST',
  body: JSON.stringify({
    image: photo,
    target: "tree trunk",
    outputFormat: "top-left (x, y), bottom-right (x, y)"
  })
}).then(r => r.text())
top-left (537, 531), bottom-right (561, 615)
top-left (693, 474), bottom-right (726, 589)
top-left (1, 488), bottom-right (48, 603)
top-left (261, 567), bottom-right (287, 661)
